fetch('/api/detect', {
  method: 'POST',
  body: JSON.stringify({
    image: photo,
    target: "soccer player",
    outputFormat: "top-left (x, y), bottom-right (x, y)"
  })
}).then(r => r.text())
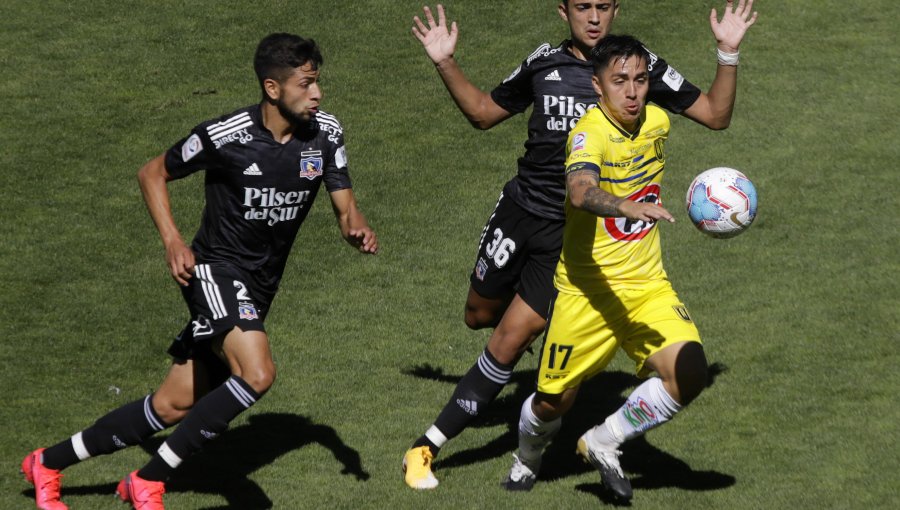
top-left (403, 1), bottom-right (757, 490)
top-left (501, 34), bottom-right (702, 501)
top-left (21, 33), bottom-right (378, 510)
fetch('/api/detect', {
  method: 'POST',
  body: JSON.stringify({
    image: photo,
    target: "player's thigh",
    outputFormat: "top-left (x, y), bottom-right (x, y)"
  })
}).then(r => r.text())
top-left (620, 280), bottom-right (702, 379)
top-left (171, 263), bottom-right (270, 361)
top-left (536, 292), bottom-right (621, 395)
top-left (515, 215), bottom-right (564, 320)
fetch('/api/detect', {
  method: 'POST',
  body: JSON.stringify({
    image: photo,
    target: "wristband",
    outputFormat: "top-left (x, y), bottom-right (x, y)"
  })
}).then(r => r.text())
top-left (717, 48), bottom-right (740, 66)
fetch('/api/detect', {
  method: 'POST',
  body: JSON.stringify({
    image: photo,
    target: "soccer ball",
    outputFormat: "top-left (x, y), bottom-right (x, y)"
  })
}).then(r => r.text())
top-left (686, 167), bottom-right (758, 238)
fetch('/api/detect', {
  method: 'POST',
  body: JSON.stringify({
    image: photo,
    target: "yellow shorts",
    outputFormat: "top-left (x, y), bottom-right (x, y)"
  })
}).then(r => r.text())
top-left (537, 279), bottom-right (701, 394)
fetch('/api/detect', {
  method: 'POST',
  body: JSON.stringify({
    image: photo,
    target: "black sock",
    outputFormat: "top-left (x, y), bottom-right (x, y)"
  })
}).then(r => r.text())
top-left (42, 395), bottom-right (168, 471)
top-left (412, 436), bottom-right (441, 457)
top-left (424, 349), bottom-right (514, 456)
top-left (138, 376), bottom-right (260, 482)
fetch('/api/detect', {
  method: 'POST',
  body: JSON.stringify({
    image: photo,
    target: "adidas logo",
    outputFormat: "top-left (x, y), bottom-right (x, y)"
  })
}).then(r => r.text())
top-left (456, 398), bottom-right (479, 416)
top-left (544, 70), bottom-right (562, 81)
top-left (243, 163), bottom-right (262, 176)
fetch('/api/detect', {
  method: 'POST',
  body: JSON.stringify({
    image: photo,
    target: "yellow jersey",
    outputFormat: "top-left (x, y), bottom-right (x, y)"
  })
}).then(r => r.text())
top-left (555, 104), bottom-right (670, 295)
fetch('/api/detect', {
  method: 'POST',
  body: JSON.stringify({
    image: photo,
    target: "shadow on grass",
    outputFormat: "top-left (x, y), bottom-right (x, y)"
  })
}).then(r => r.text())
top-left (404, 360), bottom-right (734, 499)
top-left (25, 412), bottom-right (368, 509)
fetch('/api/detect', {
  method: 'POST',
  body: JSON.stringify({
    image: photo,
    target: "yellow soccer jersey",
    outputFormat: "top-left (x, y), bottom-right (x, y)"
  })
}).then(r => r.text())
top-left (555, 104), bottom-right (670, 295)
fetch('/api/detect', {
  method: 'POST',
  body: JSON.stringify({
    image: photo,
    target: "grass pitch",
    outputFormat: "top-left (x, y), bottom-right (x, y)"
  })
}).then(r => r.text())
top-left (1, 1), bottom-right (897, 508)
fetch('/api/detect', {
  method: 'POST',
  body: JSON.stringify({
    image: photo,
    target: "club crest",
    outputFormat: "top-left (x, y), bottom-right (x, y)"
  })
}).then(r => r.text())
top-left (299, 156), bottom-right (323, 180)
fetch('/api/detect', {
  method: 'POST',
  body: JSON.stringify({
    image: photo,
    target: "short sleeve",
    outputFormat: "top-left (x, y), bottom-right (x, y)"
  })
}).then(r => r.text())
top-left (322, 130), bottom-right (352, 192)
top-left (643, 47), bottom-right (702, 114)
top-left (564, 126), bottom-right (604, 175)
top-left (490, 43), bottom-right (553, 114)
top-left (164, 126), bottom-right (218, 179)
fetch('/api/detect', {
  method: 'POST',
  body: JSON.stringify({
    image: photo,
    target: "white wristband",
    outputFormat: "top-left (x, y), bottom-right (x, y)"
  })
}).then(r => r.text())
top-left (717, 48), bottom-right (740, 66)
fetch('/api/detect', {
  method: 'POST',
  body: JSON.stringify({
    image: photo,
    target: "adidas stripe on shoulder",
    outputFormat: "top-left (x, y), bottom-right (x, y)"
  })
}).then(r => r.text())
top-left (315, 111), bottom-right (343, 133)
top-left (526, 43), bottom-right (552, 66)
top-left (207, 111), bottom-right (254, 143)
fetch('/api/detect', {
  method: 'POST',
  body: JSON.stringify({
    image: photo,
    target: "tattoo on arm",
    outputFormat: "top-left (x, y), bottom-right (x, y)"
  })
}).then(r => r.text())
top-left (566, 169), bottom-right (623, 217)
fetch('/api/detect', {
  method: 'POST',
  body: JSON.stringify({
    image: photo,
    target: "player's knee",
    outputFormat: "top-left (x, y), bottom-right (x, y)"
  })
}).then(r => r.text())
top-left (464, 305), bottom-right (498, 330)
top-left (532, 391), bottom-right (572, 422)
top-left (151, 394), bottom-right (192, 425)
top-left (673, 344), bottom-right (708, 405)
top-left (241, 364), bottom-right (276, 395)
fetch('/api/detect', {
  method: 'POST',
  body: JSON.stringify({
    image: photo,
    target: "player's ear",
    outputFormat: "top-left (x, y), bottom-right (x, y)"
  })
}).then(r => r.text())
top-left (592, 74), bottom-right (603, 98)
top-left (263, 78), bottom-right (282, 102)
top-left (557, 2), bottom-right (569, 23)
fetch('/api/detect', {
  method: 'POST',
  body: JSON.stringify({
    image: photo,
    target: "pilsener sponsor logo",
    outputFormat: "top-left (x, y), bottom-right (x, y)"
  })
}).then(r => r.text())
top-left (243, 187), bottom-right (311, 226)
top-left (543, 95), bottom-right (595, 131)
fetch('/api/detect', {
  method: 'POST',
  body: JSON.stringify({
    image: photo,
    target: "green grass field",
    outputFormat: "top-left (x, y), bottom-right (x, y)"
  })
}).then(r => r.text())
top-left (2, 1), bottom-right (898, 508)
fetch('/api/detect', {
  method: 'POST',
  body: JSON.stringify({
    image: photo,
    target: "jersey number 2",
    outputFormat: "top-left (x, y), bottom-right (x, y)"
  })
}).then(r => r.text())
top-left (233, 280), bottom-right (251, 300)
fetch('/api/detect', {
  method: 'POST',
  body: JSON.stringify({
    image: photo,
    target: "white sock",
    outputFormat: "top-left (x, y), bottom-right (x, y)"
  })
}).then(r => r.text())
top-left (592, 377), bottom-right (682, 445)
top-left (517, 393), bottom-right (561, 468)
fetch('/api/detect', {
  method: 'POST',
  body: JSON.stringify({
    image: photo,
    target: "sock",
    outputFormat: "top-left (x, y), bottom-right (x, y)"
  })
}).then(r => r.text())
top-left (422, 349), bottom-right (514, 457)
top-left (412, 426), bottom-right (445, 457)
top-left (42, 395), bottom-right (169, 471)
top-left (138, 376), bottom-right (260, 482)
top-left (592, 377), bottom-right (682, 446)
top-left (517, 393), bottom-right (561, 469)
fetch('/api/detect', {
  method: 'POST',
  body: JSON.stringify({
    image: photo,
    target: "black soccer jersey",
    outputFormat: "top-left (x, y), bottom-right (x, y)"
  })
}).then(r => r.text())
top-left (164, 104), bottom-right (352, 301)
top-left (490, 40), bottom-right (702, 220)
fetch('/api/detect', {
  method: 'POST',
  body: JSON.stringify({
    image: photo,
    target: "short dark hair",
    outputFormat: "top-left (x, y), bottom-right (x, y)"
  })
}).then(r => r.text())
top-left (590, 34), bottom-right (646, 75)
top-left (253, 33), bottom-right (322, 91)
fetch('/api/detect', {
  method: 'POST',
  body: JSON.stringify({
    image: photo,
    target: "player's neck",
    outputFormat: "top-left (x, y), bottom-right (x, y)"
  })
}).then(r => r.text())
top-left (260, 102), bottom-right (295, 144)
top-left (567, 39), bottom-right (591, 62)
top-left (599, 102), bottom-right (639, 134)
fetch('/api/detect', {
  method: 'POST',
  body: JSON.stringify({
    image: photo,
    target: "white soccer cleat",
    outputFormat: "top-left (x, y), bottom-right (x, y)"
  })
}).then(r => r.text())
top-left (500, 453), bottom-right (539, 491)
top-left (577, 430), bottom-right (633, 501)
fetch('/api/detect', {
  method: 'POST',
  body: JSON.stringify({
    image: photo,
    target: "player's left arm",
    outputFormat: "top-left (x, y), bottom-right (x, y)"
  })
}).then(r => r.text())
top-left (681, 0), bottom-right (758, 130)
top-left (329, 188), bottom-right (378, 254)
top-left (566, 164), bottom-right (674, 223)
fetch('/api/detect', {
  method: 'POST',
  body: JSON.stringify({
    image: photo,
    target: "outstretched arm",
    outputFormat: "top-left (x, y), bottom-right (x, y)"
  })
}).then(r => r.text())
top-left (329, 188), bottom-right (378, 254)
top-left (681, 0), bottom-right (758, 130)
top-left (412, 4), bottom-right (512, 129)
top-left (137, 154), bottom-right (195, 285)
top-left (566, 166), bottom-right (674, 223)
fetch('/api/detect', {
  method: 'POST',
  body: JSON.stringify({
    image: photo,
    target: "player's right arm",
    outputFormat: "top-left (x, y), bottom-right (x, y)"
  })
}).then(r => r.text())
top-left (565, 163), bottom-right (674, 223)
top-left (412, 4), bottom-right (512, 129)
top-left (137, 154), bottom-right (195, 286)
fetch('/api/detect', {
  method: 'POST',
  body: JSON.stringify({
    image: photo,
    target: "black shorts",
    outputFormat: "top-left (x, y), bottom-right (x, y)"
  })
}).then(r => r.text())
top-left (469, 191), bottom-right (563, 319)
top-left (168, 263), bottom-right (270, 360)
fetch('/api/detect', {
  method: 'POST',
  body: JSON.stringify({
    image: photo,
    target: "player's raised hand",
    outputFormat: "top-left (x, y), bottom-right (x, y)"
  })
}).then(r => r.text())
top-left (412, 5), bottom-right (458, 65)
top-left (618, 200), bottom-right (676, 224)
top-left (348, 227), bottom-right (379, 254)
top-left (710, 0), bottom-right (758, 53)
top-left (165, 238), bottom-right (195, 286)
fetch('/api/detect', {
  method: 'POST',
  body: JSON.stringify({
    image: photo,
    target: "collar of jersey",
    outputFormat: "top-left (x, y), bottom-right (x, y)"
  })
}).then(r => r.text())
top-left (562, 39), bottom-right (592, 65)
top-left (597, 104), bottom-right (644, 141)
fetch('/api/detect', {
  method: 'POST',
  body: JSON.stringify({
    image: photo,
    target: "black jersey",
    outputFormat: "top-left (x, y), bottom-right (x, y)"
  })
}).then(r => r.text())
top-left (164, 104), bottom-right (352, 301)
top-left (490, 40), bottom-right (702, 220)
